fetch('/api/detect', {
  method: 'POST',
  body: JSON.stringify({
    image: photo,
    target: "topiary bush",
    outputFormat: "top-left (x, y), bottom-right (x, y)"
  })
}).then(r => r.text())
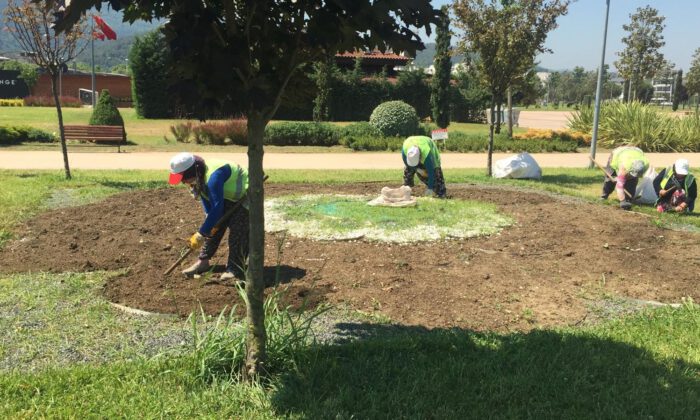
top-left (369, 100), bottom-right (420, 137)
top-left (89, 90), bottom-right (124, 126)
top-left (264, 122), bottom-right (339, 146)
top-left (0, 125), bottom-right (55, 145)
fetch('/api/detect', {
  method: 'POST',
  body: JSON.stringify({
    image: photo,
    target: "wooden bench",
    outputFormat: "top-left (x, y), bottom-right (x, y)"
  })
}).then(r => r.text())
top-left (63, 125), bottom-right (126, 152)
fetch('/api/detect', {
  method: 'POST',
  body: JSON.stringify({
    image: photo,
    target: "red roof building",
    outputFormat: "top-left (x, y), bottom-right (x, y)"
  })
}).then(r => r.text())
top-left (334, 50), bottom-right (411, 76)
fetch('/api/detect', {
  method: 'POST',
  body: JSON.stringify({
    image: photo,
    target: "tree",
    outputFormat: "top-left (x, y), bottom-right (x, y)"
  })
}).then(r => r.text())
top-left (395, 69), bottom-right (431, 119)
top-left (129, 29), bottom-right (171, 118)
top-left (89, 89), bottom-right (124, 126)
top-left (431, 5), bottom-right (451, 128)
top-left (56, 0), bottom-right (438, 379)
top-left (512, 68), bottom-right (545, 107)
top-left (614, 6), bottom-right (666, 102)
top-left (453, 0), bottom-right (569, 175)
top-left (312, 57), bottom-right (333, 122)
top-left (4, 0), bottom-right (87, 179)
top-left (686, 48), bottom-right (700, 111)
top-left (672, 69), bottom-right (683, 111)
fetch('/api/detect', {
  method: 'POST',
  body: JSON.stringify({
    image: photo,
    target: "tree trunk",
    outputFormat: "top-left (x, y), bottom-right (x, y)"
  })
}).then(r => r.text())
top-left (51, 72), bottom-right (71, 180)
top-left (244, 111), bottom-right (268, 380)
top-left (507, 87), bottom-right (513, 138)
top-left (495, 101), bottom-right (502, 134)
top-left (487, 95), bottom-right (495, 177)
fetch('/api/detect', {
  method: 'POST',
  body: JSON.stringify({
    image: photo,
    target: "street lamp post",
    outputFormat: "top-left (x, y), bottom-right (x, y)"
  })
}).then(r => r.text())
top-left (589, 0), bottom-right (611, 168)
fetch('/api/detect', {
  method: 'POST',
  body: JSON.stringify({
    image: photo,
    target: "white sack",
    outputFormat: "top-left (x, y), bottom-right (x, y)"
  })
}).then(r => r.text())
top-left (635, 166), bottom-right (658, 204)
top-left (493, 152), bottom-right (542, 179)
top-left (367, 186), bottom-right (417, 207)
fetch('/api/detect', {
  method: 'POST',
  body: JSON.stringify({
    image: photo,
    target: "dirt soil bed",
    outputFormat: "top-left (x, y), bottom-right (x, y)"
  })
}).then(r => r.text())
top-left (1, 183), bottom-right (698, 332)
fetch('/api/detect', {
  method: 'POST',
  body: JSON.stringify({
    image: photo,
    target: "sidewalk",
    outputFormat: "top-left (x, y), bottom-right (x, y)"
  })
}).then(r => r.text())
top-left (1, 150), bottom-right (698, 170)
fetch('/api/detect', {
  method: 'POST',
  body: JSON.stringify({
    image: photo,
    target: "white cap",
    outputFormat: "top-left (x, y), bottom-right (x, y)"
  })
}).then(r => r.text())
top-left (629, 160), bottom-right (645, 177)
top-left (406, 146), bottom-right (420, 167)
top-left (168, 152), bottom-right (195, 184)
top-left (675, 158), bottom-right (689, 176)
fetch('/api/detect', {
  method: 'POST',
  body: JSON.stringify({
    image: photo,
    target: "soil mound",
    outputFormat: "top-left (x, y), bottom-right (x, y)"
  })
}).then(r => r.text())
top-left (1, 183), bottom-right (698, 331)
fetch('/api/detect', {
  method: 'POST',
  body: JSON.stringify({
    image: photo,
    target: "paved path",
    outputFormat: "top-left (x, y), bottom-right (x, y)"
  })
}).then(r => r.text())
top-left (2, 150), bottom-right (698, 170)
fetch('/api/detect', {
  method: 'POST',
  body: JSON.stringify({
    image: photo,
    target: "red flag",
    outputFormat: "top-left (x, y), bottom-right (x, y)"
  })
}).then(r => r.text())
top-left (93, 15), bottom-right (117, 40)
top-left (92, 31), bottom-right (105, 41)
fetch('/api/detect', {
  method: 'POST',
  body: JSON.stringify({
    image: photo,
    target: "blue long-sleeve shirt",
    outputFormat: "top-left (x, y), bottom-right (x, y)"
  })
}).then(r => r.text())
top-left (198, 164), bottom-right (232, 235)
top-left (402, 149), bottom-right (438, 189)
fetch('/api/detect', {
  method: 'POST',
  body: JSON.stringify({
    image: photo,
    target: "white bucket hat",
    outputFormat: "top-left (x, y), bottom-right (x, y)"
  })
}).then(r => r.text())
top-left (168, 152), bottom-right (195, 184)
top-left (675, 158), bottom-right (689, 176)
top-left (406, 146), bottom-right (420, 167)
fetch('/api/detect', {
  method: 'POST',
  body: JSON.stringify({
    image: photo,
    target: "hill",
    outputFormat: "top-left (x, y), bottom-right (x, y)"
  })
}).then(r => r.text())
top-left (412, 42), bottom-right (467, 67)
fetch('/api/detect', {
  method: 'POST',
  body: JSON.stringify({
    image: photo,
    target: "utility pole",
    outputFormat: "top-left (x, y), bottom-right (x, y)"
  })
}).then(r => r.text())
top-left (91, 15), bottom-right (96, 107)
top-left (589, 0), bottom-right (610, 168)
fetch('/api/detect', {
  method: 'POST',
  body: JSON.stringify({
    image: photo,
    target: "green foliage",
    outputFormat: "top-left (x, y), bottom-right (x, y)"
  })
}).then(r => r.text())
top-left (452, 69), bottom-right (490, 123)
top-left (687, 48), bottom-right (700, 98)
top-left (0, 125), bottom-right (55, 145)
top-left (431, 5), bottom-right (452, 128)
top-left (129, 30), bottom-right (172, 118)
top-left (369, 100), bottom-right (420, 137)
top-left (89, 90), bottom-right (124, 126)
top-left (265, 122), bottom-right (339, 146)
top-left (24, 95), bottom-right (82, 107)
top-left (568, 101), bottom-right (700, 151)
top-left (394, 70), bottom-right (431, 119)
top-left (673, 70), bottom-right (683, 111)
top-left (312, 58), bottom-right (332, 122)
top-left (614, 6), bottom-right (666, 98)
top-left (338, 122), bottom-right (381, 138)
top-left (188, 286), bottom-right (324, 383)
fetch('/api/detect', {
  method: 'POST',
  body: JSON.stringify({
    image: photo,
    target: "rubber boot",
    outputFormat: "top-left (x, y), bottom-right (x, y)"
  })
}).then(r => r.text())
top-left (182, 259), bottom-right (210, 276)
top-left (620, 200), bottom-right (632, 211)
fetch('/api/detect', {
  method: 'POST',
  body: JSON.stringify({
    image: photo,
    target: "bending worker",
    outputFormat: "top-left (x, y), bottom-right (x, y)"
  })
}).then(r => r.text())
top-left (168, 152), bottom-right (249, 280)
top-left (653, 158), bottom-right (696, 213)
top-left (600, 146), bottom-right (649, 210)
top-left (402, 135), bottom-right (446, 198)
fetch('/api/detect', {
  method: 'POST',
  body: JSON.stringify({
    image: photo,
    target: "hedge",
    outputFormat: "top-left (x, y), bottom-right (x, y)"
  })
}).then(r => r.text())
top-left (0, 125), bottom-right (55, 144)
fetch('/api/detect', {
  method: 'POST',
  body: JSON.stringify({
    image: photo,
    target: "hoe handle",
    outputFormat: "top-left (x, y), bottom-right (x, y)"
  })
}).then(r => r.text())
top-left (164, 248), bottom-right (193, 276)
top-left (589, 156), bottom-right (633, 199)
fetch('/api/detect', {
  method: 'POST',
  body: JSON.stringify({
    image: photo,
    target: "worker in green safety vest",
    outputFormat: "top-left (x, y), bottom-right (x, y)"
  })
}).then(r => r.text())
top-left (401, 135), bottom-right (447, 198)
top-left (168, 152), bottom-right (249, 281)
top-left (653, 158), bottom-right (696, 213)
top-left (600, 146), bottom-right (649, 210)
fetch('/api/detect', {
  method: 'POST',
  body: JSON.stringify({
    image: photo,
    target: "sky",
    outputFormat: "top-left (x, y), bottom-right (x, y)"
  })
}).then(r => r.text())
top-left (431, 0), bottom-right (698, 72)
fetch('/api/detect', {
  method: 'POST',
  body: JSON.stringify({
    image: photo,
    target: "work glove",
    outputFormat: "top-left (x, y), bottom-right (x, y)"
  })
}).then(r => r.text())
top-left (424, 189), bottom-right (435, 197)
top-left (189, 232), bottom-right (206, 250)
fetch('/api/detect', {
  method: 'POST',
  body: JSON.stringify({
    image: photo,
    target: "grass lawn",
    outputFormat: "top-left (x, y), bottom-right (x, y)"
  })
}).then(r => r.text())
top-left (1, 107), bottom-right (508, 152)
top-left (0, 168), bottom-right (698, 418)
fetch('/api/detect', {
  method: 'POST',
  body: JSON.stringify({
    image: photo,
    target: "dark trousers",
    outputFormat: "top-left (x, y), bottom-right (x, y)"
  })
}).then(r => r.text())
top-left (198, 199), bottom-right (249, 275)
top-left (602, 157), bottom-right (638, 200)
top-left (404, 166), bottom-right (447, 197)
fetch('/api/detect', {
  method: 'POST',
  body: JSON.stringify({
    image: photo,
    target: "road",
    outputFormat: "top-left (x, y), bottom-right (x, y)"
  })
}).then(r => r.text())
top-left (1, 150), bottom-right (697, 170)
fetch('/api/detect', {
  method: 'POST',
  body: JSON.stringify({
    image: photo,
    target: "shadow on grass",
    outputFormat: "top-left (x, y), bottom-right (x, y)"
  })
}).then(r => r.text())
top-left (272, 323), bottom-right (699, 419)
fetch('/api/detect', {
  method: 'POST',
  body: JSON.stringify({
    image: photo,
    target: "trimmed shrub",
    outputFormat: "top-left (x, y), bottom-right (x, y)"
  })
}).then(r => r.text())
top-left (264, 122), bottom-right (339, 146)
top-left (514, 128), bottom-right (591, 146)
top-left (369, 100), bottom-right (420, 137)
top-left (0, 125), bottom-right (55, 144)
top-left (89, 90), bottom-right (124, 126)
top-left (129, 30), bottom-right (172, 118)
top-left (23, 95), bottom-right (82, 107)
top-left (338, 122), bottom-right (381, 139)
top-left (185, 119), bottom-right (248, 145)
top-left (0, 99), bottom-right (23, 107)
top-left (342, 135), bottom-right (404, 151)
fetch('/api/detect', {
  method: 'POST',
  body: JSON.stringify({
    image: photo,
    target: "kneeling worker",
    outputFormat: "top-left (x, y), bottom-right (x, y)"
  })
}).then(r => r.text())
top-left (601, 146), bottom-right (649, 210)
top-left (402, 135), bottom-right (446, 198)
top-left (653, 158), bottom-right (696, 213)
top-left (168, 152), bottom-right (249, 280)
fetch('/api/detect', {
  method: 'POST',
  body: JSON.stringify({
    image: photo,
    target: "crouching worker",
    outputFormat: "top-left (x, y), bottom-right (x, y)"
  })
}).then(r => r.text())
top-left (402, 135), bottom-right (446, 198)
top-left (601, 146), bottom-right (649, 210)
top-left (168, 153), bottom-right (249, 280)
top-left (653, 158), bottom-right (696, 213)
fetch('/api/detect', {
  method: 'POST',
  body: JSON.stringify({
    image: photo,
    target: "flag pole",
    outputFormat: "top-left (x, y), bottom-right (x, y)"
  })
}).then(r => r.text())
top-left (91, 15), bottom-right (96, 107)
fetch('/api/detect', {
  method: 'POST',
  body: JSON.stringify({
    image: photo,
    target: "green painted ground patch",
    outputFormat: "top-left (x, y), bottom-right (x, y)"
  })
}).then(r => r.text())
top-left (265, 194), bottom-right (513, 242)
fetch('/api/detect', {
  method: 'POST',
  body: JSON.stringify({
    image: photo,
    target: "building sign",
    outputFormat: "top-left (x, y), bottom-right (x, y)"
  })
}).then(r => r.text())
top-left (0, 70), bottom-right (30, 99)
top-left (431, 129), bottom-right (448, 141)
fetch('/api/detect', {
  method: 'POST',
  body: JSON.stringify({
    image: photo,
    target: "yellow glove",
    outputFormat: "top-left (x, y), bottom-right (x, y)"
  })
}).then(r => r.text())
top-left (189, 232), bottom-right (205, 250)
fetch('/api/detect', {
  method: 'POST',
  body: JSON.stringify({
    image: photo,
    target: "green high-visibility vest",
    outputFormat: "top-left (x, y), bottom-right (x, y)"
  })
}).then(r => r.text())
top-left (656, 166), bottom-right (695, 205)
top-left (610, 146), bottom-right (648, 173)
top-left (205, 159), bottom-right (248, 201)
top-left (402, 136), bottom-right (441, 167)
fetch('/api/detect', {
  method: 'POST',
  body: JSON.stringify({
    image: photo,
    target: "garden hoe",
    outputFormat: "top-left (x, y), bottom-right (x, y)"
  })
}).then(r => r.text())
top-left (163, 175), bottom-right (268, 276)
top-left (589, 156), bottom-right (635, 200)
